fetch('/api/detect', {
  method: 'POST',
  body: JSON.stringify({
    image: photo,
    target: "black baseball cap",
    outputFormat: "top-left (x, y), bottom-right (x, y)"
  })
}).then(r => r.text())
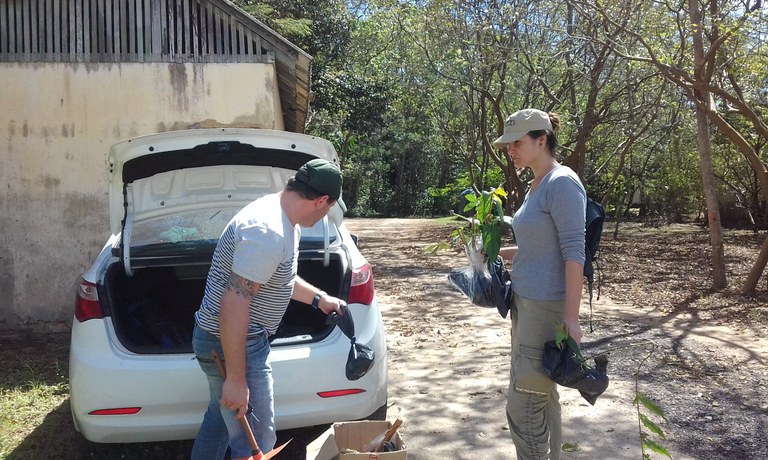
top-left (295, 159), bottom-right (347, 212)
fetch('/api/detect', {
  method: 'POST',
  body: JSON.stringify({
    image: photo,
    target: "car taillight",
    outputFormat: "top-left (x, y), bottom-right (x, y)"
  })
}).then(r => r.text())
top-left (75, 280), bottom-right (104, 322)
top-left (89, 407), bottom-right (142, 415)
top-left (317, 389), bottom-right (366, 398)
top-left (348, 263), bottom-right (375, 305)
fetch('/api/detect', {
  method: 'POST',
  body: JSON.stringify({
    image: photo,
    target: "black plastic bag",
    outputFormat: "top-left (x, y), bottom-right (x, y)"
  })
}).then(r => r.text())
top-left (326, 304), bottom-right (375, 381)
top-left (542, 339), bottom-right (609, 405)
top-left (448, 254), bottom-right (513, 319)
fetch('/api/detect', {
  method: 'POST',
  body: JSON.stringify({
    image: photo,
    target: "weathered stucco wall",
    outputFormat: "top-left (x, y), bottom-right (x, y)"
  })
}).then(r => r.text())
top-left (0, 62), bottom-right (283, 323)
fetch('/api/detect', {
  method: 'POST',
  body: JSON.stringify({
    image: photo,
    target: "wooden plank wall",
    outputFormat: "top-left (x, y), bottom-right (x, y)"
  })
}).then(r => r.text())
top-left (0, 0), bottom-right (265, 63)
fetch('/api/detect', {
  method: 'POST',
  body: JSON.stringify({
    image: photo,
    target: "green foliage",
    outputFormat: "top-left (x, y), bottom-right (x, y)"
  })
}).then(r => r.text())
top-left (241, 0), bottom-right (768, 232)
top-left (561, 442), bottom-right (581, 452)
top-left (641, 130), bottom-right (703, 222)
top-left (426, 184), bottom-right (459, 216)
top-left (238, 3), bottom-right (313, 37)
top-left (425, 186), bottom-right (509, 259)
top-left (451, 186), bottom-right (508, 261)
top-left (642, 438), bottom-right (672, 459)
top-left (635, 393), bottom-right (669, 422)
top-left (554, 323), bottom-right (587, 370)
top-left (634, 391), bottom-right (672, 458)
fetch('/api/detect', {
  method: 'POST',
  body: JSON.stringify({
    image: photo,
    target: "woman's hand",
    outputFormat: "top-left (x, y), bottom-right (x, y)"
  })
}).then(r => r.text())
top-left (563, 316), bottom-right (583, 345)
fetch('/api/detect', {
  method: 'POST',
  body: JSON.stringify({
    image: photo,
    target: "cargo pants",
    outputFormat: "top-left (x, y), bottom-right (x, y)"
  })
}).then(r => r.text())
top-left (506, 293), bottom-right (564, 460)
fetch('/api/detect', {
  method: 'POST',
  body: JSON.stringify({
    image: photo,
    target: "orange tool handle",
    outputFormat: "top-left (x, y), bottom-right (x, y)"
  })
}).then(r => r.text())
top-left (374, 418), bottom-right (403, 452)
top-left (211, 350), bottom-right (263, 458)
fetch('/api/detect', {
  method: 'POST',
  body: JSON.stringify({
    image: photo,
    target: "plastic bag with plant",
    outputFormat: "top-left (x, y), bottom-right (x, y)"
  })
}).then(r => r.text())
top-left (542, 324), bottom-right (609, 405)
top-left (441, 187), bottom-right (514, 318)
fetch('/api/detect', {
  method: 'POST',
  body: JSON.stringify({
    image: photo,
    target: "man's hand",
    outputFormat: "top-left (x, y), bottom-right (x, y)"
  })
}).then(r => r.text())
top-left (220, 377), bottom-right (250, 420)
top-left (317, 294), bottom-right (347, 316)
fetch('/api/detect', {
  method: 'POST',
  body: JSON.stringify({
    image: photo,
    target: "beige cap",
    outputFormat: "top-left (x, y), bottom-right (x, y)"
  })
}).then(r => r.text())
top-left (493, 108), bottom-right (553, 148)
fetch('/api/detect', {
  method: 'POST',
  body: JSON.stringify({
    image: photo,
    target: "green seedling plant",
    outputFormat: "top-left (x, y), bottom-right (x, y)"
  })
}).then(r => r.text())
top-left (635, 392), bottom-right (671, 459)
top-left (627, 340), bottom-right (672, 459)
top-left (426, 186), bottom-right (509, 262)
top-left (554, 327), bottom-right (671, 459)
top-left (554, 323), bottom-right (587, 370)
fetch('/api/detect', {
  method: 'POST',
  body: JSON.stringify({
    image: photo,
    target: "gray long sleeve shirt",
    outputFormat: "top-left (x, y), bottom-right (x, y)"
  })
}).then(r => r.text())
top-left (510, 164), bottom-right (586, 301)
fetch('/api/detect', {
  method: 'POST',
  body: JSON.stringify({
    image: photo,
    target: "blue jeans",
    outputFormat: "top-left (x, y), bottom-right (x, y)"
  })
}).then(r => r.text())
top-left (191, 325), bottom-right (276, 460)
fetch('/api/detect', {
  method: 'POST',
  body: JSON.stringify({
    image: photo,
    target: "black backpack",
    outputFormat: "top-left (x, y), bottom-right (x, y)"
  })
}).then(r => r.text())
top-left (585, 197), bottom-right (606, 332)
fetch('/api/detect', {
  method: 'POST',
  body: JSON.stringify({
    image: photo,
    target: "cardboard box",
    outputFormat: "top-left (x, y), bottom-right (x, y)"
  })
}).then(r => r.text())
top-left (306, 420), bottom-right (407, 460)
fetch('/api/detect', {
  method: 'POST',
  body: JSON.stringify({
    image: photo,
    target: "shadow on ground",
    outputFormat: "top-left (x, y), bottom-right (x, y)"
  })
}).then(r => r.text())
top-left (6, 396), bottom-right (328, 460)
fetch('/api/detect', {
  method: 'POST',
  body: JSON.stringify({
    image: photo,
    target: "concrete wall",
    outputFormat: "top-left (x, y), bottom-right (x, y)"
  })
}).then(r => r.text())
top-left (0, 61), bottom-right (283, 323)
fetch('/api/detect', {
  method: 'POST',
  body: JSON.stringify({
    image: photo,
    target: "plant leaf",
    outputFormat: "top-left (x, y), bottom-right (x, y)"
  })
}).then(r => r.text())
top-left (482, 223), bottom-right (501, 261)
top-left (493, 199), bottom-right (504, 220)
top-left (635, 393), bottom-right (668, 422)
top-left (477, 193), bottom-right (492, 221)
top-left (423, 242), bottom-right (451, 254)
top-left (642, 438), bottom-right (672, 458)
top-left (639, 414), bottom-right (666, 439)
top-left (561, 442), bottom-right (580, 452)
top-left (554, 323), bottom-right (569, 349)
top-left (565, 336), bottom-right (586, 366)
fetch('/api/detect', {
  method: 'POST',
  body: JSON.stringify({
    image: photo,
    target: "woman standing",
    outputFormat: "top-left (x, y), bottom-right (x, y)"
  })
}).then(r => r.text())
top-left (494, 108), bottom-right (586, 460)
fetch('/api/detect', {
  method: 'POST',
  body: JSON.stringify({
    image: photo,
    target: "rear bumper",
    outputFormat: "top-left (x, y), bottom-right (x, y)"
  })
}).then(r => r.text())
top-left (272, 301), bottom-right (389, 430)
top-left (69, 301), bottom-right (387, 443)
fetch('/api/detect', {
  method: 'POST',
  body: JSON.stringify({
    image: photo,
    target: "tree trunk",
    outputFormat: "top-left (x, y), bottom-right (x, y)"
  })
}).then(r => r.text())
top-left (704, 110), bottom-right (768, 288)
top-left (691, 0), bottom-right (726, 290)
top-left (744, 236), bottom-right (768, 293)
top-left (695, 108), bottom-right (727, 289)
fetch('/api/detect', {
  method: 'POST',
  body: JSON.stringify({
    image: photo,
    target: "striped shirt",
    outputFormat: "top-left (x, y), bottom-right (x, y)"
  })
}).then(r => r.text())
top-left (195, 193), bottom-right (299, 336)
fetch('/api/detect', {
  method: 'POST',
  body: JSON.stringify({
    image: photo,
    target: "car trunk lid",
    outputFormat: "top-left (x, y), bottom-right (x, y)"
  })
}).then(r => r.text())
top-left (108, 128), bottom-right (345, 275)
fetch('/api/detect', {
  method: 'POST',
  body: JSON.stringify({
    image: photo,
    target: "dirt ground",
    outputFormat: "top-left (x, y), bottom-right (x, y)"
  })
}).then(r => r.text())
top-left (2, 218), bottom-right (768, 459)
top-left (344, 218), bottom-right (768, 460)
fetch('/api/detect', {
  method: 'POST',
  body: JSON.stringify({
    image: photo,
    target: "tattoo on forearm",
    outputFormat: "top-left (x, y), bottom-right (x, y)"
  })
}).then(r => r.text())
top-left (226, 273), bottom-right (258, 300)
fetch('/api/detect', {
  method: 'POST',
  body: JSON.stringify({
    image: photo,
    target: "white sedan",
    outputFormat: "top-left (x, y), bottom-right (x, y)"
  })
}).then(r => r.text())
top-left (69, 128), bottom-right (388, 443)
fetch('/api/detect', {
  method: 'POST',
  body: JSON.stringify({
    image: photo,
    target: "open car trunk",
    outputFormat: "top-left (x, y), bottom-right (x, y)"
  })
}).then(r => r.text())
top-left (102, 250), bottom-right (348, 354)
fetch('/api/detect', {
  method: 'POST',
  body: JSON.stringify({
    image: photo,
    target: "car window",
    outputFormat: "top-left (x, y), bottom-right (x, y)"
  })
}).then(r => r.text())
top-left (125, 208), bottom-right (339, 249)
top-left (128, 208), bottom-right (240, 247)
top-left (300, 219), bottom-right (339, 246)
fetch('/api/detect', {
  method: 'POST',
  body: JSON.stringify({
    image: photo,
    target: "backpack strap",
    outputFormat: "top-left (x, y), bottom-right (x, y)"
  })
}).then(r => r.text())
top-left (588, 280), bottom-right (594, 333)
top-left (587, 251), bottom-right (602, 333)
top-left (584, 198), bottom-right (606, 332)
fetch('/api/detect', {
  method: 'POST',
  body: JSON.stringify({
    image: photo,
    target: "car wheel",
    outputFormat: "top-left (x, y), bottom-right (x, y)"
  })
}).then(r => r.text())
top-left (364, 403), bottom-right (388, 421)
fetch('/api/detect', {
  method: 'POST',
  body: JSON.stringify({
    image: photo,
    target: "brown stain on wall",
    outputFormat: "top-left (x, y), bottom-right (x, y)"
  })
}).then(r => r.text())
top-left (62, 192), bottom-right (103, 230)
top-left (168, 64), bottom-right (189, 112)
top-left (61, 123), bottom-right (75, 137)
top-left (39, 175), bottom-right (61, 191)
top-left (265, 72), bottom-right (275, 94)
top-left (8, 121), bottom-right (76, 141)
top-left (0, 251), bottom-right (15, 318)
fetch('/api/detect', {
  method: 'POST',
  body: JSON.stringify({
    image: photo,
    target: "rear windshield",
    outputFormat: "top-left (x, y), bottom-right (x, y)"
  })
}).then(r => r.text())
top-left (123, 208), bottom-right (339, 254)
top-left (130, 208), bottom-right (240, 247)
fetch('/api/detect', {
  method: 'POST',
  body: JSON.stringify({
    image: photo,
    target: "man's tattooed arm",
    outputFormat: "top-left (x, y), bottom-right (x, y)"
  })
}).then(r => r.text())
top-left (226, 272), bottom-right (260, 300)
